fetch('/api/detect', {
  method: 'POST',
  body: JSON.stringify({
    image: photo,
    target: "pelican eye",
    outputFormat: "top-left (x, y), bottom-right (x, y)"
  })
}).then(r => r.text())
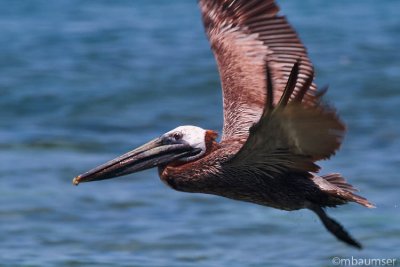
top-left (173, 132), bottom-right (183, 140)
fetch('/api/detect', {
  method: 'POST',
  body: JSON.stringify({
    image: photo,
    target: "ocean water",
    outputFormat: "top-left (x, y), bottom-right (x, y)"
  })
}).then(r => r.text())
top-left (0, 0), bottom-right (399, 266)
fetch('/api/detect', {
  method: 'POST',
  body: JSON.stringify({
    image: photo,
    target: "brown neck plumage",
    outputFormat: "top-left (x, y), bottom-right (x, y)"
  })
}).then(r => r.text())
top-left (204, 130), bottom-right (220, 156)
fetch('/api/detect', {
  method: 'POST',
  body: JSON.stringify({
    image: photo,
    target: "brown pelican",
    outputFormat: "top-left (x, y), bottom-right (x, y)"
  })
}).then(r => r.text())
top-left (73, 0), bottom-right (374, 248)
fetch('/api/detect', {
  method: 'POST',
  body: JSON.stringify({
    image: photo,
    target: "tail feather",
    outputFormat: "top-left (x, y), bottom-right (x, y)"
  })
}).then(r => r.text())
top-left (323, 173), bottom-right (358, 192)
top-left (308, 204), bottom-right (362, 249)
top-left (321, 173), bottom-right (375, 208)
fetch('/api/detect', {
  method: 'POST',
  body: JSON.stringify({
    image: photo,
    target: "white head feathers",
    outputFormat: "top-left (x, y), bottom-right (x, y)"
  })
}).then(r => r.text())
top-left (164, 125), bottom-right (207, 161)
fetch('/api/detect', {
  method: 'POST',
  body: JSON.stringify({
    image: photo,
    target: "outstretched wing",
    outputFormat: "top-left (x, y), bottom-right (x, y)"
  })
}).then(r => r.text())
top-left (199, 0), bottom-right (317, 141)
top-left (228, 63), bottom-right (345, 174)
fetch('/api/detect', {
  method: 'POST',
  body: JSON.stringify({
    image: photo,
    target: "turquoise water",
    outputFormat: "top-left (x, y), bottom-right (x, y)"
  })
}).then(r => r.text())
top-left (1, 1), bottom-right (399, 266)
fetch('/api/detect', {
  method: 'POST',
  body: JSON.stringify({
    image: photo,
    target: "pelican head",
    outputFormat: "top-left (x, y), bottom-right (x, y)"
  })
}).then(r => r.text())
top-left (73, 125), bottom-right (211, 185)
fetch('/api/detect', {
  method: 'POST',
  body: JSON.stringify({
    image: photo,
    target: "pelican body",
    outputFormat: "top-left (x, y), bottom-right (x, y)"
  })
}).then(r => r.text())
top-left (74, 0), bottom-right (373, 249)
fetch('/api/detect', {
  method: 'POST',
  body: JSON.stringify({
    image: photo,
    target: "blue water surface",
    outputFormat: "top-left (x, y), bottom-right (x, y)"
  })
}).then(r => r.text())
top-left (0, 0), bottom-right (399, 266)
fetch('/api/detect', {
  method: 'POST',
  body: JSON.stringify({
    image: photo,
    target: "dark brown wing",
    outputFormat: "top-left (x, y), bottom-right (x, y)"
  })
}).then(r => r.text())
top-left (199, 0), bottom-right (317, 141)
